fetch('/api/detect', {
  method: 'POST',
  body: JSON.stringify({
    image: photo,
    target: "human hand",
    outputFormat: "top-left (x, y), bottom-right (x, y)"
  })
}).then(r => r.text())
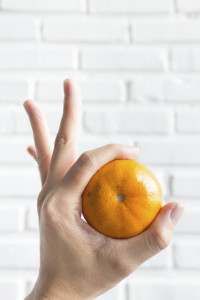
top-left (24, 79), bottom-right (184, 300)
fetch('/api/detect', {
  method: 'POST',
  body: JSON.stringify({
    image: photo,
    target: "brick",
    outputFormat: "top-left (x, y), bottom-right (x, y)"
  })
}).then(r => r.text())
top-left (36, 80), bottom-right (63, 102)
top-left (0, 45), bottom-right (75, 70)
top-left (131, 77), bottom-right (200, 102)
top-left (84, 109), bottom-right (171, 134)
top-left (129, 280), bottom-right (200, 300)
top-left (0, 240), bottom-right (39, 268)
top-left (0, 170), bottom-right (41, 197)
top-left (177, 0), bottom-right (200, 13)
top-left (89, 0), bottom-right (170, 14)
top-left (1, 0), bottom-right (83, 12)
top-left (0, 208), bottom-right (21, 231)
top-left (176, 208), bottom-right (200, 233)
top-left (0, 80), bottom-right (29, 102)
top-left (82, 48), bottom-right (167, 71)
top-left (172, 48), bottom-right (200, 71)
top-left (36, 80), bottom-right (122, 102)
top-left (0, 138), bottom-right (32, 164)
top-left (0, 108), bottom-right (13, 134)
top-left (43, 19), bottom-right (127, 42)
top-left (172, 174), bottom-right (200, 197)
top-left (26, 207), bottom-right (39, 231)
top-left (177, 110), bottom-right (200, 132)
top-left (134, 21), bottom-right (200, 42)
top-left (131, 78), bottom-right (165, 102)
top-left (174, 240), bottom-right (200, 269)
top-left (37, 46), bottom-right (76, 69)
top-left (0, 17), bottom-right (37, 40)
top-left (0, 282), bottom-right (22, 300)
top-left (137, 140), bottom-right (200, 165)
top-left (79, 81), bottom-right (123, 102)
top-left (165, 78), bottom-right (200, 102)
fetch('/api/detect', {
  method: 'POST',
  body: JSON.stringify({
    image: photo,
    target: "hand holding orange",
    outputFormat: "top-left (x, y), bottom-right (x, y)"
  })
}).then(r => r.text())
top-left (82, 159), bottom-right (162, 239)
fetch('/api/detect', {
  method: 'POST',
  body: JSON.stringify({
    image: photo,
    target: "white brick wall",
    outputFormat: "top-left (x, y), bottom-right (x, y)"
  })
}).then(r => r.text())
top-left (0, 0), bottom-right (199, 299)
top-left (133, 20), bottom-right (200, 42)
top-left (81, 48), bottom-right (167, 70)
top-left (177, 0), bottom-right (200, 13)
top-left (89, 0), bottom-right (171, 14)
top-left (43, 19), bottom-right (128, 42)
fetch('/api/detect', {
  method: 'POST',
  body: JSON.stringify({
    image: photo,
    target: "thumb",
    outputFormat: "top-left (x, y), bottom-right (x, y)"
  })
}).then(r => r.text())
top-left (125, 202), bottom-right (185, 266)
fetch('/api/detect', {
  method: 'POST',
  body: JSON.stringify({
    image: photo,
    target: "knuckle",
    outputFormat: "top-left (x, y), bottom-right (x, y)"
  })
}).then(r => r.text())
top-left (37, 152), bottom-right (51, 167)
top-left (147, 229), bottom-right (171, 253)
top-left (54, 132), bottom-right (69, 150)
top-left (42, 197), bottom-right (58, 225)
top-left (79, 151), bottom-right (98, 170)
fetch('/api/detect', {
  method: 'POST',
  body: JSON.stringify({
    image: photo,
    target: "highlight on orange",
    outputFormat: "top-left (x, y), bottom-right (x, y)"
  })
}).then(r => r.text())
top-left (82, 159), bottom-right (163, 239)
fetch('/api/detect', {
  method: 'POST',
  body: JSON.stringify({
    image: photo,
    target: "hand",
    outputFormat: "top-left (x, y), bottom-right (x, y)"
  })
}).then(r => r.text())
top-left (24, 79), bottom-right (184, 300)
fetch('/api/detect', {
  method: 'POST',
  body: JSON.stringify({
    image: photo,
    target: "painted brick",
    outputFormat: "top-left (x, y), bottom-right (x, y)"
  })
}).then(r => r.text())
top-left (0, 208), bottom-right (21, 231)
top-left (129, 280), bottom-right (200, 300)
top-left (176, 208), bottom-right (200, 233)
top-left (134, 21), bottom-right (200, 42)
top-left (26, 207), bottom-right (39, 231)
top-left (1, 0), bottom-right (83, 12)
top-left (89, 0), bottom-right (171, 14)
top-left (0, 282), bottom-right (22, 300)
top-left (0, 170), bottom-right (41, 197)
top-left (43, 19), bottom-right (127, 42)
top-left (165, 78), bottom-right (200, 102)
top-left (131, 78), bottom-right (165, 102)
top-left (172, 48), bottom-right (200, 71)
top-left (0, 80), bottom-right (29, 102)
top-left (174, 240), bottom-right (200, 269)
top-left (137, 140), bottom-right (200, 165)
top-left (81, 48), bottom-right (168, 71)
top-left (0, 17), bottom-right (37, 40)
top-left (177, 110), bottom-right (200, 132)
top-left (177, 0), bottom-right (200, 13)
top-left (0, 138), bottom-right (32, 164)
top-left (0, 108), bottom-right (13, 134)
top-left (84, 109), bottom-right (172, 134)
top-left (172, 174), bottom-right (200, 197)
top-left (0, 240), bottom-right (39, 268)
top-left (0, 45), bottom-right (75, 70)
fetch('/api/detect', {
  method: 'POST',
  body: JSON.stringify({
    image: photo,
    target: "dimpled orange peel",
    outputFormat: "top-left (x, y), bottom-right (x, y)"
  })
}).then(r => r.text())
top-left (82, 159), bottom-right (163, 239)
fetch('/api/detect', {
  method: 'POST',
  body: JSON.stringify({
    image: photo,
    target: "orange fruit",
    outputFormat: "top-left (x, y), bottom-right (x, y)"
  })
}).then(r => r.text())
top-left (82, 159), bottom-right (162, 239)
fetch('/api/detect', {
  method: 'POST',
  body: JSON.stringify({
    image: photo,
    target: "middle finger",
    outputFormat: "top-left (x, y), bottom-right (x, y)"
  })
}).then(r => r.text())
top-left (46, 78), bottom-right (82, 188)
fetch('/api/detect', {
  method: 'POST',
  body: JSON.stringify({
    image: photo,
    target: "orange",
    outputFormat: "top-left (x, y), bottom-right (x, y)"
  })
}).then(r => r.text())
top-left (82, 159), bottom-right (162, 239)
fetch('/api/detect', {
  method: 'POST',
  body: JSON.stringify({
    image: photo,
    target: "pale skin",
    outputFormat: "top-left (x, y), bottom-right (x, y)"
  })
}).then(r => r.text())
top-left (24, 79), bottom-right (184, 300)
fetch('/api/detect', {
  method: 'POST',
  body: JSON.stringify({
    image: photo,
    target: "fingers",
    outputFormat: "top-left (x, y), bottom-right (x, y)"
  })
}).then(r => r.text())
top-left (57, 144), bottom-right (139, 209)
top-left (24, 100), bottom-right (53, 185)
top-left (124, 202), bottom-right (185, 266)
top-left (27, 145), bottom-right (38, 161)
top-left (46, 78), bottom-right (82, 188)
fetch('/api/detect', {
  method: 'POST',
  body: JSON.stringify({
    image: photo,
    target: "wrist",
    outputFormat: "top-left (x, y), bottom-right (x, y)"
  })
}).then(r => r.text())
top-left (25, 271), bottom-right (92, 300)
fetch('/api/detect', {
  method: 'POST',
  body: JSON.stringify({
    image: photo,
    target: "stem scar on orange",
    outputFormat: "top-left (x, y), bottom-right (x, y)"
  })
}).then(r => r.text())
top-left (82, 159), bottom-right (163, 239)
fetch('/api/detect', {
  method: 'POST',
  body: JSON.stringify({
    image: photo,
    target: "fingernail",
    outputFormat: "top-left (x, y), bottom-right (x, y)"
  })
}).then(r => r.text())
top-left (128, 146), bottom-right (139, 154)
top-left (170, 204), bottom-right (185, 225)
